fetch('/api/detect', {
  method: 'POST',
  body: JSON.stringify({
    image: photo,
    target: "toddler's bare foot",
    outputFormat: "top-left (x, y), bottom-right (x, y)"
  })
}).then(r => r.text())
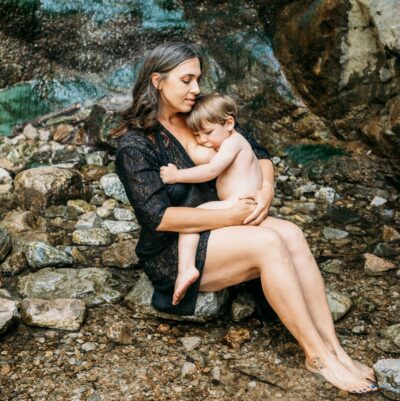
top-left (334, 347), bottom-right (376, 382)
top-left (172, 266), bottom-right (200, 306)
top-left (305, 354), bottom-right (378, 394)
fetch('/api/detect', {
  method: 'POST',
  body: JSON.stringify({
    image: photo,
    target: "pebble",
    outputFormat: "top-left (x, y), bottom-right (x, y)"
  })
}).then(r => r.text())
top-left (323, 227), bottom-right (349, 240)
top-left (370, 196), bottom-right (387, 207)
top-left (181, 362), bottom-right (197, 378)
top-left (180, 336), bottom-right (201, 352)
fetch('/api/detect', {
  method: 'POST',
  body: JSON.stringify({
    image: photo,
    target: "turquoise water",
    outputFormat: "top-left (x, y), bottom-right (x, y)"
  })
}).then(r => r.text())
top-left (285, 144), bottom-right (347, 165)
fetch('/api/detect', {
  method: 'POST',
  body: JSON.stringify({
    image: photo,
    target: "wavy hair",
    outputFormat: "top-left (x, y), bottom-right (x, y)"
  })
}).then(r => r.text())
top-left (111, 42), bottom-right (202, 138)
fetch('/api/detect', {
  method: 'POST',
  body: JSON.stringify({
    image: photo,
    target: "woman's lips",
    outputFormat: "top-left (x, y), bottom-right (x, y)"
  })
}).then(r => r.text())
top-left (185, 99), bottom-right (195, 105)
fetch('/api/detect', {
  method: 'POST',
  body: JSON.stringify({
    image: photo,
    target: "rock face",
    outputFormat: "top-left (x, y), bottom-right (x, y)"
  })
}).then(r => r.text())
top-left (21, 298), bottom-right (86, 330)
top-left (374, 359), bottom-right (400, 400)
top-left (14, 167), bottom-right (89, 210)
top-left (0, 298), bottom-right (19, 335)
top-left (17, 267), bottom-right (122, 306)
top-left (125, 273), bottom-right (230, 322)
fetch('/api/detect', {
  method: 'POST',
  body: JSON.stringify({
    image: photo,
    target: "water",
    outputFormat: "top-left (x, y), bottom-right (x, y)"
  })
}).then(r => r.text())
top-left (284, 144), bottom-right (347, 165)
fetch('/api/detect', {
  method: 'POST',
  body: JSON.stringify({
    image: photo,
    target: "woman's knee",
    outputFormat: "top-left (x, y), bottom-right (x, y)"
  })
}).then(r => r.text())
top-left (280, 221), bottom-right (307, 252)
top-left (253, 228), bottom-right (287, 257)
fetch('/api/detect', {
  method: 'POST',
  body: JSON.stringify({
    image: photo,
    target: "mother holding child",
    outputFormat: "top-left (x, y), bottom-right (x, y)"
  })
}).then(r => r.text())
top-left (113, 42), bottom-right (377, 394)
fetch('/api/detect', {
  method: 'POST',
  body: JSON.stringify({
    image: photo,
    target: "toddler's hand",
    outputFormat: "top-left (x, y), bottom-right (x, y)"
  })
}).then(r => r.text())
top-left (160, 163), bottom-right (179, 184)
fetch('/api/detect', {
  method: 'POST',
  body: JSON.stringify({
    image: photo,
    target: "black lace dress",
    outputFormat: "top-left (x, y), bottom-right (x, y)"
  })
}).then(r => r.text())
top-left (115, 122), bottom-right (271, 316)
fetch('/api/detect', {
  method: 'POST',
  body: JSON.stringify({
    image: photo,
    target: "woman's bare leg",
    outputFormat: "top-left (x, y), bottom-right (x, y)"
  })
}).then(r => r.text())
top-left (258, 217), bottom-right (375, 381)
top-left (174, 199), bottom-right (234, 305)
top-left (199, 225), bottom-right (377, 393)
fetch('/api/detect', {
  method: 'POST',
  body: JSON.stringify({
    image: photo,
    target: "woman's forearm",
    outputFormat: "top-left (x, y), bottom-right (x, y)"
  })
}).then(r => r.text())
top-left (156, 207), bottom-right (232, 234)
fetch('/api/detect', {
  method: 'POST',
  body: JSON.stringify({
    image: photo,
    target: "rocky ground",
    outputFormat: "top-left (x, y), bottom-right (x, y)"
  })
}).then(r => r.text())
top-left (0, 106), bottom-right (399, 401)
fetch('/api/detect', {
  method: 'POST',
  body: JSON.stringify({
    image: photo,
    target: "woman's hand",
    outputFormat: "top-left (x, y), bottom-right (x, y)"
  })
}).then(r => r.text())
top-left (160, 163), bottom-right (179, 184)
top-left (240, 182), bottom-right (274, 225)
top-left (228, 198), bottom-right (258, 225)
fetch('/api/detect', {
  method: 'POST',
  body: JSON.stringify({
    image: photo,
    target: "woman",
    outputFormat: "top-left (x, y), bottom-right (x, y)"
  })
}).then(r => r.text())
top-left (113, 42), bottom-right (377, 394)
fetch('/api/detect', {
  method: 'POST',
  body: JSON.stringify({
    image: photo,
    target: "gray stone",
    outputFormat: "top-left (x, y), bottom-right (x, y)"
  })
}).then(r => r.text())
top-left (100, 173), bottom-right (129, 204)
top-left (373, 243), bottom-right (399, 258)
top-left (323, 227), bottom-right (349, 240)
top-left (72, 228), bottom-right (113, 246)
top-left (326, 289), bottom-right (353, 321)
top-left (377, 324), bottom-right (400, 354)
top-left (315, 187), bottom-right (337, 204)
top-left (125, 273), bottom-right (230, 322)
top-left (14, 166), bottom-right (89, 210)
top-left (67, 199), bottom-right (96, 218)
top-left (0, 228), bottom-right (12, 264)
top-left (320, 259), bottom-right (345, 275)
top-left (102, 220), bottom-right (139, 234)
top-left (21, 298), bottom-right (86, 331)
top-left (45, 205), bottom-right (67, 218)
top-left (101, 240), bottom-right (138, 268)
top-left (181, 336), bottom-right (202, 352)
top-left (292, 183), bottom-right (317, 199)
top-left (0, 251), bottom-right (28, 275)
top-left (374, 359), bottom-right (400, 400)
top-left (74, 212), bottom-right (103, 230)
top-left (17, 267), bottom-right (121, 306)
top-left (0, 168), bottom-right (12, 186)
top-left (81, 342), bottom-right (97, 352)
top-left (231, 292), bottom-right (256, 322)
top-left (181, 362), bottom-right (197, 378)
top-left (370, 195), bottom-right (387, 207)
top-left (364, 253), bottom-right (397, 276)
top-left (24, 241), bottom-right (72, 270)
top-left (0, 298), bottom-right (19, 335)
top-left (85, 151), bottom-right (108, 166)
top-left (114, 208), bottom-right (135, 221)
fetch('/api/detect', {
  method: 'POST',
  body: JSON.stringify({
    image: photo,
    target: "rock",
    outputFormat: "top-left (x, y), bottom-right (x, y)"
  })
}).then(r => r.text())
top-left (20, 298), bottom-right (86, 330)
top-left (72, 228), bottom-right (113, 246)
top-left (373, 243), bottom-right (399, 258)
top-left (285, 201), bottom-right (316, 214)
top-left (52, 124), bottom-right (75, 143)
top-left (45, 205), bottom-right (67, 218)
top-left (85, 151), bottom-right (108, 166)
top-left (125, 273), bottom-right (230, 322)
top-left (17, 267), bottom-right (121, 306)
top-left (292, 183), bottom-right (318, 199)
top-left (81, 342), bottom-right (97, 352)
top-left (370, 196), bottom-right (387, 207)
top-left (181, 362), bottom-right (197, 378)
top-left (315, 187), bottom-right (337, 204)
top-left (323, 227), bottom-right (349, 240)
top-left (224, 327), bottom-right (251, 349)
top-left (383, 226), bottom-right (400, 242)
top-left (0, 251), bottom-right (28, 275)
top-left (102, 220), bottom-right (139, 234)
top-left (0, 210), bottom-right (46, 235)
top-left (0, 298), bottom-right (19, 335)
top-left (96, 199), bottom-right (119, 218)
top-left (0, 228), bottom-right (12, 264)
top-left (106, 322), bottom-right (135, 345)
top-left (326, 289), bottom-right (353, 321)
top-left (24, 241), bottom-right (72, 270)
top-left (75, 212), bottom-right (103, 230)
top-left (101, 240), bottom-right (138, 268)
top-left (0, 168), bottom-right (12, 186)
top-left (377, 324), bottom-right (400, 354)
top-left (374, 359), bottom-right (400, 400)
top-left (14, 167), bottom-right (89, 210)
top-left (181, 336), bottom-right (201, 352)
top-left (364, 253), bottom-right (397, 276)
top-left (100, 173), bottom-right (129, 204)
top-left (320, 259), bottom-right (345, 275)
top-left (231, 292), bottom-right (256, 321)
top-left (23, 124), bottom-right (38, 140)
top-left (82, 165), bottom-right (109, 182)
top-left (67, 199), bottom-right (96, 218)
top-left (114, 208), bottom-right (135, 221)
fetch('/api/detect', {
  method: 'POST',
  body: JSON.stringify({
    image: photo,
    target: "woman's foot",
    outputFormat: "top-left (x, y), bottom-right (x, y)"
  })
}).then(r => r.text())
top-left (172, 266), bottom-right (200, 306)
top-left (334, 347), bottom-right (376, 382)
top-left (305, 354), bottom-right (378, 394)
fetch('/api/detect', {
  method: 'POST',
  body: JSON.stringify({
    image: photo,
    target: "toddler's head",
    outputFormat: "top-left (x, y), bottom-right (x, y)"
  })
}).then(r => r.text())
top-left (186, 93), bottom-right (237, 149)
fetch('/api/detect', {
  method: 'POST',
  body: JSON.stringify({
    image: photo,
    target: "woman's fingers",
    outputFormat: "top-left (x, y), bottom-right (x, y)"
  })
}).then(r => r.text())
top-left (239, 192), bottom-right (256, 201)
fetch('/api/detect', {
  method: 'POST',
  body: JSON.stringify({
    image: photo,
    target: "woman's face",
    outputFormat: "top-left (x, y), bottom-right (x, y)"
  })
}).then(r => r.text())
top-left (156, 57), bottom-right (201, 115)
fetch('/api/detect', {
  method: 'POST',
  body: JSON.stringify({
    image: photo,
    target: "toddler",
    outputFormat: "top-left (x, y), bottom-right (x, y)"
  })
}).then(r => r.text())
top-left (160, 93), bottom-right (263, 305)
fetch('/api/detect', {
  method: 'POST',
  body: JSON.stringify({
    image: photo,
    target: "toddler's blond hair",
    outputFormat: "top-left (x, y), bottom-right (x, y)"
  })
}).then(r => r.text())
top-left (186, 93), bottom-right (237, 132)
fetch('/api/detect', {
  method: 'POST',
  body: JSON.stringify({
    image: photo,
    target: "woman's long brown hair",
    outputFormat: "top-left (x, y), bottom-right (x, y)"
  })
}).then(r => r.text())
top-left (111, 42), bottom-right (202, 138)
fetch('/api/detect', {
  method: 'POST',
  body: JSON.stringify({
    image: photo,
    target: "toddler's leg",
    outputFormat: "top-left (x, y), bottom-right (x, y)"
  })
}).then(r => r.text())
top-left (173, 199), bottom-right (235, 306)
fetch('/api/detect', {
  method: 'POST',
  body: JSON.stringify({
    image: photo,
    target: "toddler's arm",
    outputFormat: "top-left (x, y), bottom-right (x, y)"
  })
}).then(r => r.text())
top-left (160, 137), bottom-right (241, 184)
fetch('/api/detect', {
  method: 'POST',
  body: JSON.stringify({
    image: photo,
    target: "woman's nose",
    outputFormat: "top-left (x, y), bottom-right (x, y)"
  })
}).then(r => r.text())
top-left (190, 80), bottom-right (200, 95)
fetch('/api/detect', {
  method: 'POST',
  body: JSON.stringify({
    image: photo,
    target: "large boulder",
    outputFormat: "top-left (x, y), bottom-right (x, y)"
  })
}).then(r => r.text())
top-left (14, 166), bottom-right (89, 210)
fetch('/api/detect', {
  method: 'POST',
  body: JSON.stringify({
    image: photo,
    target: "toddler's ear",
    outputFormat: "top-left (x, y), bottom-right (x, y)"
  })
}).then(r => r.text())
top-left (225, 115), bottom-right (235, 131)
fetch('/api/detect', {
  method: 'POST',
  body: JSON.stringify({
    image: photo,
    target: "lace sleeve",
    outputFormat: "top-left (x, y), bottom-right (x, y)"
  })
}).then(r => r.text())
top-left (235, 124), bottom-right (272, 160)
top-left (115, 145), bottom-right (170, 232)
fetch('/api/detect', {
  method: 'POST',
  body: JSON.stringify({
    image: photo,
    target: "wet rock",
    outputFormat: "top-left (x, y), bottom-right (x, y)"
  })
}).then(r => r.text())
top-left (383, 226), bottom-right (400, 242)
top-left (125, 273), bottom-right (229, 322)
top-left (101, 240), bottom-right (138, 268)
top-left (326, 289), bottom-right (353, 321)
top-left (320, 259), bottom-right (345, 275)
top-left (85, 151), bottom-right (108, 166)
top-left (17, 267), bottom-right (121, 306)
top-left (0, 251), bottom-right (27, 275)
top-left (75, 212), bottom-right (103, 230)
top-left (0, 298), bottom-right (19, 335)
top-left (231, 292), bottom-right (256, 321)
top-left (323, 227), bottom-right (349, 240)
top-left (315, 187), bottom-right (336, 204)
top-left (14, 167), bottom-right (89, 210)
top-left (102, 220), bottom-right (139, 234)
top-left (364, 253), bottom-right (397, 276)
top-left (106, 321), bottom-right (135, 345)
top-left (100, 174), bottom-right (129, 204)
top-left (67, 199), bottom-right (96, 218)
top-left (373, 243), bottom-right (399, 258)
top-left (181, 336), bottom-right (201, 352)
top-left (21, 298), bottom-right (86, 330)
top-left (0, 228), bottom-right (12, 264)
top-left (371, 196), bottom-right (387, 207)
top-left (24, 241), bottom-right (72, 270)
top-left (72, 228), bottom-right (113, 246)
top-left (224, 327), bottom-right (251, 349)
top-left (374, 359), bottom-right (400, 400)
top-left (114, 208), bottom-right (135, 221)
top-left (322, 207), bottom-right (362, 224)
